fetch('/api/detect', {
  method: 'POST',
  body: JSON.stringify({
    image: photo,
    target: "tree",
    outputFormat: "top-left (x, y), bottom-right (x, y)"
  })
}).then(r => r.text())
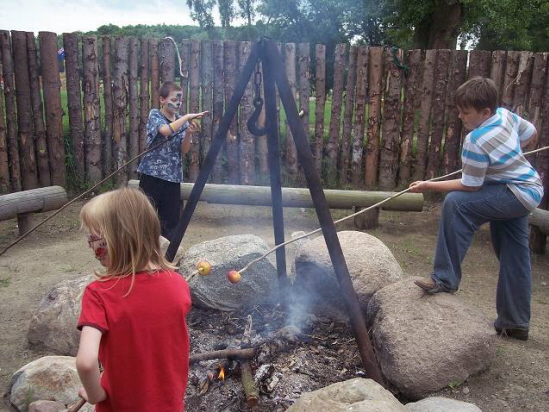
top-left (187, 0), bottom-right (215, 29)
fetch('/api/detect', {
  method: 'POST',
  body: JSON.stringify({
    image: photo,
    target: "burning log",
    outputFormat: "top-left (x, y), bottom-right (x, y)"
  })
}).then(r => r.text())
top-left (240, 361), bottom-right (259, 407)
top-left (189, 347), bottom-right (256, 364)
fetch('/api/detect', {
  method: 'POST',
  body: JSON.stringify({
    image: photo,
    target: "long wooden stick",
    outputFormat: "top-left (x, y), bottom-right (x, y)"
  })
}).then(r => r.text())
top-left (67, 398), bottom-right (86, 412)
top-left (189, 347), bottom-right (256, 364)
top-left (240, 361), bottom-right (259, 407)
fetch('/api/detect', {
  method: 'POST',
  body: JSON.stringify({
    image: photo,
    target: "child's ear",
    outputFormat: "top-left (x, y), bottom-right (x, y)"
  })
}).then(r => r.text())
top-left (483, 107), bottom-right (493, 118)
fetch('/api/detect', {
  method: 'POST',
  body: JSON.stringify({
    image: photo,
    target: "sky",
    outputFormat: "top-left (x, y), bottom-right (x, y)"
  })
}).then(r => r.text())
top-left (0, 0), bottom-right (200, 34)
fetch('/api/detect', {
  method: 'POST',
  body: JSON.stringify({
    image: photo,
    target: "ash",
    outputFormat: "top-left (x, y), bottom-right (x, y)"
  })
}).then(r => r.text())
top-left (185, 304), bottom-right (366, 411)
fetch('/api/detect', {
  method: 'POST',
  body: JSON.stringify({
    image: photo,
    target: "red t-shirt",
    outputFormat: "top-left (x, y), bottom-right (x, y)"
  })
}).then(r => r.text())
top-left (78, 270), bottom-right (191, 412)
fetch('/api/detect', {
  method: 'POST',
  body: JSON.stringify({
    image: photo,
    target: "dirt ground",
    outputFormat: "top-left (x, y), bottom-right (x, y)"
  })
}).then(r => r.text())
top-left (0, 199), bottom-right (548, 411)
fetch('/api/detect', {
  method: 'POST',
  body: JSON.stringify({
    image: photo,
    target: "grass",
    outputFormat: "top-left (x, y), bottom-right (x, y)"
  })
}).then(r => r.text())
top-left (0, 277), bottom-right (11, 287)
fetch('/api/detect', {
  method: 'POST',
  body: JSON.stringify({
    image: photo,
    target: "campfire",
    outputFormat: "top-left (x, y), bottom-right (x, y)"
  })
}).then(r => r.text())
top-left (185, 303), bottom-right (366, 411)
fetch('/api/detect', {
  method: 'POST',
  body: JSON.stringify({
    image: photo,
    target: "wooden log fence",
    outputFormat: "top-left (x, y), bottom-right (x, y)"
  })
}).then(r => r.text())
top-left (2, 32), bottom-right (549, 243)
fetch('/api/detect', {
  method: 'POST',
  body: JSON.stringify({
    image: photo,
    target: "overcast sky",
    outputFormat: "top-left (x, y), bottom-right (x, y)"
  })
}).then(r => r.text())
top-left (0, 0), bottom-right (200, 34)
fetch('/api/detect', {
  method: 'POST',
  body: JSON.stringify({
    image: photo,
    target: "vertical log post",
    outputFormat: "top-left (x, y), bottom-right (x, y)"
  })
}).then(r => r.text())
top-left (0, 58), bottom-right (9, 192)
top-left (339, 45), bottom-right (357, 186)
top-left (102, 36), bottom-right (114, 175)
top-left (350, 45), bottom-right (368, 188)
top-left (224, 41), bottom-right (239, 184)
top-left (297, 43), bottom-right (310, 142)
top-left (150, 39), bottom-right (160, 109)
top-left (284, 43), bottom-right (298, 183)
top-left (188, 40), bottom-right (201, 182)
top-left (159, 38), bottom-right (175, 83)
top-left (443, 50), bottom-right (467, 175)
top-left (201, 40), bottom-right (214, 165)
top-left (412, 49), bottom-right (436, 182)
top-left (39, 31), bottom-right (65, 187)
top-left (138, 38), bottom-right (150, 155)
top-left (313, 44), bottom-right (326, 176)
top-left (63, 32), bottom-right (84, 182)
top-left (467, 50), bottom-right (491, 79)
top-left (490, 51), bottom-right (507, 107)
top-left (0, 30), bottom-right (21, 191)
top-left (398, 49), bottom-right (422, 186)
top-left (512, 52), bottom-right (533, 116)
top-left (425, 49), bottom-right (451, 180)
top-left (379, 47), bottom-right (403, 190)
top-left (113, 36), bottom-right (129, 186)
top-left (128, 37), bottom-right (139, 179)
top-left (211, 40), bottom-right (225, 183)
top-left (365, 46), bottom-right (383, 188)
top-left (82, 36), bottom-right (102, 183)
top-left (325, 44), bottom-right (346, 186)
top-left (238, 41), bottom-right (255, 185)
top-left (501, 51), bottom-right (520, 110)
top-left (28, 32), bottom-right (51, 187)
top-left (179, 40), bottom-right (191, 116)
top-left (12, 30), bottom-right (38, 189)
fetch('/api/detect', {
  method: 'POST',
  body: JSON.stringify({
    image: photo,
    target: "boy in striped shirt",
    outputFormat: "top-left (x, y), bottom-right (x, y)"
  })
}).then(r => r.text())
top-left (410, 77), bottom-right (543, 341)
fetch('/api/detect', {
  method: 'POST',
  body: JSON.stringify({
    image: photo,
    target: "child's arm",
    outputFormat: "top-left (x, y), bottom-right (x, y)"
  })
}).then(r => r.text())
top-left (409, 178), bottom-right (481, 193)
top-left (76, 326), bottom-right (107, 405)
top-left (158, 111), bottom-right (209, 138)
top-left (520, 129), bottom-right (538, 151)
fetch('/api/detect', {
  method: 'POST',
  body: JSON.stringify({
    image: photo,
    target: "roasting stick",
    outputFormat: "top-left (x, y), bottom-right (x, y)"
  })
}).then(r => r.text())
top-left (67, 398), bottom-right (86, 412)
top-left (236, 145), bottom-right (549, 275)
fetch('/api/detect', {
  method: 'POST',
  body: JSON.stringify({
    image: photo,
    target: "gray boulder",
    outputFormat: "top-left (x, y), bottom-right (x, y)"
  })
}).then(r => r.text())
top-left (28, 400), bottom-right (67, 412)
top-left (28, 275), bottom-right (92, 356)
top-left (406, 397), bottom-right (483, 412)
top-left (286, 378), bottom-right (409, 412)
top-left (367, 277), bottom-right (496, 400)
top-left (293, 231), bottom-right (404, 319)
top-left (179, 234), bottom-right (278, 311)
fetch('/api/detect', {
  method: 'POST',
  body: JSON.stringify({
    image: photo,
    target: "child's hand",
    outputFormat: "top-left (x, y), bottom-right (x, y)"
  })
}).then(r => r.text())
top-left (187, 120), bottom-right (201, 134)
top-left (189, 111), bottom-right (209, 120)
top-left (409, 181), bottom-right (428, 193)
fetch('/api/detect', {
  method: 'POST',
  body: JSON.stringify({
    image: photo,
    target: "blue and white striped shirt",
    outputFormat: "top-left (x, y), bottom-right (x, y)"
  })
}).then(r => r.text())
top-left (461, 108), bottom-right (543, 211)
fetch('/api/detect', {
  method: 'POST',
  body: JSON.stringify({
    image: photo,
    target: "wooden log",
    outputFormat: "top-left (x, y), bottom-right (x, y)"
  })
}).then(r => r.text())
top-left (211, 40), bottom-right (225, 183)
top-left (379, 47), bottom-right (403, 190)
top-left (398, 49), bottom-right (422, 186)
top-left (127, 179), bottom-right (424, 211)
top-left (139, 38), bottom-right (150, 154)
top-left (412, 49), bottom-right (436, 182)
top-left (240, 361), bottom-right (259, 408)
top-left (501, 51), bottom-right (520, 110)
top-left (12, 30), bottom-right (38, 190)
top-left (201, 40), bottom-right (213, 165)
top-left (490, 50), bottom-right (506, 106)
top-left (27, 32), bottom-right (50, 187)
top-left (339, 45), bottom-right (357, 186)
top-left (39, 31), bottom-right (65, 187)
top-left (256, 61), bottom-right (268, 181)
top-left (238, 41), bottom-right (255, 185)
top-left (82, 36), bottom-right (102, 183)
top-left (350, 45), bottom-right (368, 188)
top-left (63, 32), bottom-right (84, 182)
top-left (159, 37), bottom-right (175, 82)
top-left (128, 37), bottom-right (139, 179)
top-left (527, 53), bottom-right (547, 130)
top-left (150, 39), bottom-right (160, 109)
top-left (113, 36), bottom-right (129, 185)
top-left (224, 41), bottom-right (239, 184)
top-left (443, 50), bottom-right (468, 175)
top-left (102, 36), bottom-right (114, 175)
top-left (512, 51), bottom-right (533, 116)
top-left (0, 58), bottom-right (9, 193)
top-left (529, 208), bottom-right (549, 235)
top-left (426, 49), bottom-right (451, 180)
top-left (313, 44), bottom-right (326, 176)
top-left (189, 348), bottom-right (256, 364)
top-left (365, 46), bottom-right (384, 188)
top-left (467, 50), bottom-right (491, 79)
top-left (187, 40), bottom-right (201, 182)
top-left (284, 42), bottom-right (298, 183)
top-left (326, 44), bottom-right (346, 186)
top-left (0, 30), bottom-right (21, 191)
top-left (179, 40), bottom-right (191, 116)
top-left (297, 43), bottom-right (310, 142)
top-left (0, 186), bottom-right (67, 221)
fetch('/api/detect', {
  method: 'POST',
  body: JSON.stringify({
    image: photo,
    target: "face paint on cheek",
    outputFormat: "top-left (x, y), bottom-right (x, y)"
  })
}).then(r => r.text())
top-left (167, 102), bottom-right (181, 110)
top-left (93, 240), bottom-right (108, 261)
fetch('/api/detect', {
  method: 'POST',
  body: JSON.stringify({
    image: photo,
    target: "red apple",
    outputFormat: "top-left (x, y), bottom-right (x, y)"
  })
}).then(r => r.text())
top-left (196, 261), bottom-right (212, 276)
top-left (227, 270), bottom-right (241, 284)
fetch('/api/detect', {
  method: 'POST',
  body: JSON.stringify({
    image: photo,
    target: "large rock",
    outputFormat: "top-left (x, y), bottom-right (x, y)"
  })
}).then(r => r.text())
top-left (8, 356), bottom-right (91, 412)
top-left (406, 397), bottom-right (483, 412)
top-left (159, 236), bottom-right (186, 266)
top-left (286, 378), bottom-right (409, 412)
top-left (28, 400), bottom-right (67, 412)
top-left (367, 278), bottom-right (496, 400)
top-left (293, 231), bottom-right (404, 319)
top-left (179, 234), bottom-right (278, 311)
top-left (28, 275), bottom-right (92, 356)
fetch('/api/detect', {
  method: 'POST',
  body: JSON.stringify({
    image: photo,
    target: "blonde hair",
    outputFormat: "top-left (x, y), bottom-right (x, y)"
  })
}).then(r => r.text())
top-left (455, 76), bottom-right (498, 114)
top-left (80, 188), bottom-right (175, 287)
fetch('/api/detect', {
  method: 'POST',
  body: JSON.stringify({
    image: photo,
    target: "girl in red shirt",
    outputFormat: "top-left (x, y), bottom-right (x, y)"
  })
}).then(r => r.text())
top-left (77, 188), bottom-right (191, 412)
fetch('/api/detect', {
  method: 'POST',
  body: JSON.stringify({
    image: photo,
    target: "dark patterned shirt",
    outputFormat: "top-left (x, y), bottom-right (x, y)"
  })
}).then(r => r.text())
top-left (137, 109), bottom-right (188, 183)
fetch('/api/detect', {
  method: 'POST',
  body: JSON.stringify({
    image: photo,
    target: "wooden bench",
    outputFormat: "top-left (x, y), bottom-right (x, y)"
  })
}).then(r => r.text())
top-left (0, 186), bottom-right (68, 235)
top-left (128, 180), bottom-right (424, 229)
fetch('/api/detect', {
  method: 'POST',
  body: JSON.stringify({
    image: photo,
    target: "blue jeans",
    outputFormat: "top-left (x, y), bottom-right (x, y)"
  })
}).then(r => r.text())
top-left (432, 183), bottom-right (531, 330)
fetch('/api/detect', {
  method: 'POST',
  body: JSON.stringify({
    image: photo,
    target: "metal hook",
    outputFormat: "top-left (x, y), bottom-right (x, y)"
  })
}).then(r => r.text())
top-left (247, 96), bottom-right (268, 136)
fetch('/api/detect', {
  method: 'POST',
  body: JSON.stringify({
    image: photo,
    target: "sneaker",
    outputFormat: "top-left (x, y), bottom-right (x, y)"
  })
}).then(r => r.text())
top-left (414, 278), bottom-right (449, 294)
top-left (495, 326), bottom-right (529, 341)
